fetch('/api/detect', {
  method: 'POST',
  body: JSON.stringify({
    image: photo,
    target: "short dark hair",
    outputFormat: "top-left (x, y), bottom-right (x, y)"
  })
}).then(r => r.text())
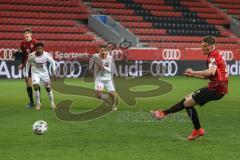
top-left (99, 44), bottom-right (107, 49)
top-left (202, 36), bottom-right (216, 45)
top-left (35, 42), bottom-right (44, 47)
top-left (23, 28), bottom-right (32, 33)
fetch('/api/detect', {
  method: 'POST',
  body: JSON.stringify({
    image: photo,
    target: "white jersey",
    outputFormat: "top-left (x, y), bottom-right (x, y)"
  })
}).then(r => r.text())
top-left (25, 51), bottom-right (56, 77)
top-left (89, 53), bottom-right (115, 81)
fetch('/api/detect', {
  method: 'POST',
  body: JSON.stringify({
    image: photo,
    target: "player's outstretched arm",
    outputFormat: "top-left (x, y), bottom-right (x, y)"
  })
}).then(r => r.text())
top-left (184, 67), bottom-right (216, 79)
top-left (47, 53), bottom-right (57, 81)
top-left (191, 66), bottom-right (217, 77)
top-left (185, 73), bottom-right (208, 79)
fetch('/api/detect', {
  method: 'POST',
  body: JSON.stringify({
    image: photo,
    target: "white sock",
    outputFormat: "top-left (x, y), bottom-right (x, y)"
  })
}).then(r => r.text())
top-left (35, 90), bottom-right (40, 105)
top-left (47, 91), bottom-right (54, 105)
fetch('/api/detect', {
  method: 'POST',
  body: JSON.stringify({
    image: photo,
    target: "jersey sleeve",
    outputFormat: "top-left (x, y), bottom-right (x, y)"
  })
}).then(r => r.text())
top-left (89, 54), bottom-right (100, 70)
top-left (20, 41), bottom-right (26, 64)
top-left (46, 53), bottom-right (56, 73)
top-left (20, 41), bottom-right (24, 51)
top-left (208, 56), bottom-right (217, 68)
top-left (32, 39), bottom-right (37, 52)
top-left (111, 57), bottom-right (117, 74)
top-left (88, 55), bottom-right (94, 70)
top-left (25, 54), bottom-right (33, 76)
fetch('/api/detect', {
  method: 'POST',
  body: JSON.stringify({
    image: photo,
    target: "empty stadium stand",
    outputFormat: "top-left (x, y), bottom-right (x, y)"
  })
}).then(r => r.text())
top-left (88, 0), bottom-right (239, 49)
top-left (0, 0), bottom-right (103, 48)
top-left (211, 0), bottom-right (240, 20)
top-left (0, 0), bottom-right (239, 50)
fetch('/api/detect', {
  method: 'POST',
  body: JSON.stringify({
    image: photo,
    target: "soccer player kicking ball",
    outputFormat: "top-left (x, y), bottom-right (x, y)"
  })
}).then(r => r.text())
top-left (151, 36), bottom-right (228, 141)
top-left (89, 45), bottom-right (118, 111)
top-left (18, 28), bottom-right (37, 108)
top-left (25, 42), bottom-right (57, 110)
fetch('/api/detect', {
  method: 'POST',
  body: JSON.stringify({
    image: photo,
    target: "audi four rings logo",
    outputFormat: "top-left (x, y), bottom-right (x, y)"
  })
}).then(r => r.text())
top-left (109, 49), bottom-right (124, 61)
top-left (162, 49), bottom-right (181, 60)
top-left (219, 50), bottom-right (233, 61)
top-left (50, 61), bottom-right (82, 78)
top-left (150, 61), bottom-right (178, 76)
top-left (0, 48), bottom-right (16, 61)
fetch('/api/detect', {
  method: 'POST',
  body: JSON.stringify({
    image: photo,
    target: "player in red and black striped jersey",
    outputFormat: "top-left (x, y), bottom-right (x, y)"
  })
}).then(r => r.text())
top-left (151, 36), bottom-right (228, 141)
top-left (18, 28), bottom-right (37, 108)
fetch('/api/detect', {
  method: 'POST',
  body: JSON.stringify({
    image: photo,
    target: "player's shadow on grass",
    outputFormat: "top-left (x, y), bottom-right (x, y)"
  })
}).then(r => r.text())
top-left (52, 74), bottom-right (173, 121)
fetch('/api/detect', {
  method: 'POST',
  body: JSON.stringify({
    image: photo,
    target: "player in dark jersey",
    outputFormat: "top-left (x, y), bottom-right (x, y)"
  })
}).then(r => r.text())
top-left (151, 36), bottom-right (228, 141)
top-left (18, 28), bottom-right (37, 108)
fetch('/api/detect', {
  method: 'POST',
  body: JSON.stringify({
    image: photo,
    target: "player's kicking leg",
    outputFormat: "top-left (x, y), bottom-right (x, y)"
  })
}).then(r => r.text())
top-left (151, 88), bottom-right (210, 140)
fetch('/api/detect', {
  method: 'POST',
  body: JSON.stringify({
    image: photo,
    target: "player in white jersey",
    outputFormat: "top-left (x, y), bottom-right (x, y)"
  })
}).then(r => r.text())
top-left (25, 42), bottom-right (57, 110)
top-left (89, 45), bottom-right (118, 111)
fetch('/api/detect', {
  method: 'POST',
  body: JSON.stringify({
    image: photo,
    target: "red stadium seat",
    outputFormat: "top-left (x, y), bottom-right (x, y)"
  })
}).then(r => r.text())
top-left (102, 9), bottom-right (135, 15)
top-left (0, 11), bottom-right (88, 20)
top-left (1, 0), bottom-right (239, 50)
top-left (142, 5), bottom-right (174, 11)
top-left (0, 0), bottom-right (80, 7)
top-left (133, 0), bottom-right (165, 5)
top-left (0, 4), bottom-right (88, 14)
top-left (111, 15), bottom-right (143, 22)
top-left (92, 2), bottom-right (125, 9)
top-left (0, 0), bottom-right (101, 48)
top-left (129, 28), bottom-right (166, 35)
top-left (121, 22), bottom-right (152, 28)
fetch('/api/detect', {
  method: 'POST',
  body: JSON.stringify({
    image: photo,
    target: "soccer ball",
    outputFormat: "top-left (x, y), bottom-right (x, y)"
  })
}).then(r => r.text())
top-left (32, 120), bottom-right (47, 135)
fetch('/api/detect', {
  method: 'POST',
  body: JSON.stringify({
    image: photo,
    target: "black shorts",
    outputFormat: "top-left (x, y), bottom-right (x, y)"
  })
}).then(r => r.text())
top-left (192, 87), bottom-right (224, 106)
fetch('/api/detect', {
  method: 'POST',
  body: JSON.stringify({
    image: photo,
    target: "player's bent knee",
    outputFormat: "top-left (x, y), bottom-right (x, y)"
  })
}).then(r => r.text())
top-left (184, 93), bottom-right (193, 99)
top-left (183, 97), bottom-right (196, 107)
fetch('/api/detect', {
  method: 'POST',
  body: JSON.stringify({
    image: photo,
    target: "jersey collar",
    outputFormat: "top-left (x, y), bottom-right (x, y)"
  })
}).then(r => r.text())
top-left (208, 49), bottom-right (218, 57)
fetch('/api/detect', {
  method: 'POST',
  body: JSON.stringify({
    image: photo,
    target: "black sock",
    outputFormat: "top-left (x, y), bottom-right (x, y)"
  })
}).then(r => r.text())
top-left (163, 99), bottom-right (185, 115)
top-left (185, 107), bottom-right (201, 130)
top-left (27, 87), bottom-right (34, 104)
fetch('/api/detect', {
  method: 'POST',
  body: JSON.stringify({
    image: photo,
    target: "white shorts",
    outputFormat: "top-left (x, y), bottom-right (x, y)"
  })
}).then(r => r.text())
top-left (95, 79), bottom-right (115, 92)
top-left (32, 73), bottom-right (50, 87)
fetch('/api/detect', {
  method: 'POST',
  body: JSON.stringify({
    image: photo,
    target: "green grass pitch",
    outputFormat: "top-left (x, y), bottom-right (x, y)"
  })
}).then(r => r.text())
top-left (0, 76), bottom-right (239, 160)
